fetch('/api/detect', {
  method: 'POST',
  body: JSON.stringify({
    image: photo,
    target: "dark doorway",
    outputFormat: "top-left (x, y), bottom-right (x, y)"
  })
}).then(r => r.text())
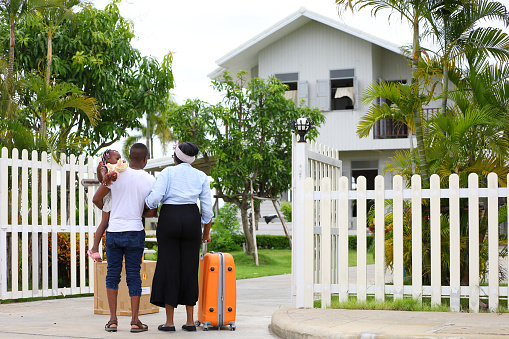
top-left (351, 169), bottom-right (377, 220)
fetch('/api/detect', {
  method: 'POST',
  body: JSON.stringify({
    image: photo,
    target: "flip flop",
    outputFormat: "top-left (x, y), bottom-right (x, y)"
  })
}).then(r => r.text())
top-left (87, 250), bottom-right (102, 263)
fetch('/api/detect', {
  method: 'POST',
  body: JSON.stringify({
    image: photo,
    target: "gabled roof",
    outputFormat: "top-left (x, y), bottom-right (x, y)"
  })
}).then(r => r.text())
top-left (208, 7), bottom-right (402, 79)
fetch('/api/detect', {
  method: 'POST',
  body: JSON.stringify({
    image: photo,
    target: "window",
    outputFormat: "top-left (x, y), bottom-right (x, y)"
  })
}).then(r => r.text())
top-left (316, 69), bottom-right (356, 111)
top-left (274, 72), bottom-right (308, 106)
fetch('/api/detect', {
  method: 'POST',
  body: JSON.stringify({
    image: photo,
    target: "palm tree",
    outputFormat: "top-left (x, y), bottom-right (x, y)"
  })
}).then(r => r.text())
top-left (20, 72), bottom-right (99, 141)
top-left (122, 109), bottom-right (174, 159)
top-left (358, 81), bottom-right (427, 172)
top-left (37, 0), bottom-right (79, 86)
top-left (336, 0), bottom-right (432, 186)
top-left (424, 0), bottom-right (509, 114)
top-left (0, 0), bottom-right (62, 117)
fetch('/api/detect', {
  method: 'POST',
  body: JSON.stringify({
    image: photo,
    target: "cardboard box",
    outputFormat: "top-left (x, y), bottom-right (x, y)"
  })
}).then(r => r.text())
top-left (94, 261), bottom-right (159, 316)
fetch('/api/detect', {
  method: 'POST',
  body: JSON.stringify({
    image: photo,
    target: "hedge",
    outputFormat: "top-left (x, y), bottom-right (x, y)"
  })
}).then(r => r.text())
top-left (145, 233), bottom-right (374, 251)
top-left (348, 235), bottom-right (375, 250)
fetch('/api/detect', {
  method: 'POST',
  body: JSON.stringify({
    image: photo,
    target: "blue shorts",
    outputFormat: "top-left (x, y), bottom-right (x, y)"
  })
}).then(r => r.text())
top-left (105, 230), bottom-right (145, 297)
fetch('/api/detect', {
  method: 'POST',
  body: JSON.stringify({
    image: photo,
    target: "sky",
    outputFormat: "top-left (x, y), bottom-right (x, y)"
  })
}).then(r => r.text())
top-left (90, 0), bottom-right (509, 157)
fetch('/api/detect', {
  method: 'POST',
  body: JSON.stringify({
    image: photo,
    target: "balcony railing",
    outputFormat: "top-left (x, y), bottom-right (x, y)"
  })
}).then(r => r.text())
top-left (373, 119), bottom-right (408, 139)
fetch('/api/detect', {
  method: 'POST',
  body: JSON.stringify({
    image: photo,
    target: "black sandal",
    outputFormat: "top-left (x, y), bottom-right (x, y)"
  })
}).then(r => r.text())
top-left (105, 320), bottom-right (118, 332)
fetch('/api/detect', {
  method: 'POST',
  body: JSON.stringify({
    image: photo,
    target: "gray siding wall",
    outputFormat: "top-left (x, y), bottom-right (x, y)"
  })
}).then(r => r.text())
top-left (257, 21), bottom-right (410, 152)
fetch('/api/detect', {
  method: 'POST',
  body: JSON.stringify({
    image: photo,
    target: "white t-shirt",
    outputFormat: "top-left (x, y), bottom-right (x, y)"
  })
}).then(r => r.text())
top-left (107, 167), bottom-right (156, 232)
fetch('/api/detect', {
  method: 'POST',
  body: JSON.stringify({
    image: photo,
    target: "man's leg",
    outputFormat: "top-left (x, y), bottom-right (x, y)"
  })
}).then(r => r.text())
top-left (125, 230), bottom-right (146, 330)
top-left (107, 288), bottom-right (118, 326)
top-left (104, 232), bottom-right (123, 329)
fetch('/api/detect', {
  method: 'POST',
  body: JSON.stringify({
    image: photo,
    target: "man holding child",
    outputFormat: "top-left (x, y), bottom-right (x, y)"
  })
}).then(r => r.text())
top-left (93, 143), bottom-right (156, 332)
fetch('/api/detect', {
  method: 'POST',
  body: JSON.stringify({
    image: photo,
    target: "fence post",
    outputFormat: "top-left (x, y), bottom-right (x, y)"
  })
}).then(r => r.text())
top-left (303, 177), bottom-right (314, 307)
top-left (488, 172), bottom-right (498, 311)
top-left (0, 148), bottom-right (7, 299)
top-left (374, 175), bottom-right (385, 301)
top-left (393, 175), bottom-right (403, 300)
top-left (411, 175), bottom-right (422, 303)
top-left (430, 174), bottom-right (441, 306)
top-left (292, 136), bottom-right (308, 308)
top-left (468, 173), bottom-right (479, 312)
top-left (320, 177), bottom-right (331, 308)
top-left (449, 174), bottom-right (460, 311)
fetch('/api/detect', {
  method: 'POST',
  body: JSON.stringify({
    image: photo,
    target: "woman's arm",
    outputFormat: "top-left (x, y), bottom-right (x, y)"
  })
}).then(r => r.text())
top-left (201, 220), bottom-right (212, 243)
top-left (145, 169), bottom-right (169, 209)
top-left (199, 176), bottom-right (214, 225)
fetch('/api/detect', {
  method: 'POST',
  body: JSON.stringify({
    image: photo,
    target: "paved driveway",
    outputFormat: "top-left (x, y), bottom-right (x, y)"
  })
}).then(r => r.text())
top-left (0, 274), bottom-right (291, 339)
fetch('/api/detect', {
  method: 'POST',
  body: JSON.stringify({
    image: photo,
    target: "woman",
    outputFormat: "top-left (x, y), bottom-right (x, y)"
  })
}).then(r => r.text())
top-left (145, 142), bottom-right (213, 332)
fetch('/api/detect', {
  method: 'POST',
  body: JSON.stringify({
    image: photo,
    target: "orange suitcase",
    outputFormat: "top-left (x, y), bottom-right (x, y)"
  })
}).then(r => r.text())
top-left (196, 242), bottom-right (236, 331)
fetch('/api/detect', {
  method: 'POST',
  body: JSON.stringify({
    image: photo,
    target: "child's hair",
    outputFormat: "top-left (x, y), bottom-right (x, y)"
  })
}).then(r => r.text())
top-left (101, 149), bottom-right (119, 164)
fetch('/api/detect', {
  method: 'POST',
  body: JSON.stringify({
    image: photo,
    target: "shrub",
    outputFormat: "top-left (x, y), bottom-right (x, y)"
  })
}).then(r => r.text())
top-left (208, 204), bottom-right (242, 252)
top-left (348, 235), bottom-right (375, 250)
top-left (280, 201), bottom-right (292, 222)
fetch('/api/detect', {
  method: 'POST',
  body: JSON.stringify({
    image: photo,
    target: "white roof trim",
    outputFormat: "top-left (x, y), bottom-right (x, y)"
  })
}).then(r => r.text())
top-left (213, 8), bottom-right (402, 70)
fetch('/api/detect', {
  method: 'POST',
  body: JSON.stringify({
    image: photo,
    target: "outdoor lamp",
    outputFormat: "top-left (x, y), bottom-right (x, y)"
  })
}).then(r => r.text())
top-left (292, 117), bottom-right (314, 143)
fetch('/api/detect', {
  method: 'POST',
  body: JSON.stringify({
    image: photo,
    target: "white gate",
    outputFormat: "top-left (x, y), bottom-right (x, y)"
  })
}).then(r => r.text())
top-left (0, 148), bottom-right (98, 300)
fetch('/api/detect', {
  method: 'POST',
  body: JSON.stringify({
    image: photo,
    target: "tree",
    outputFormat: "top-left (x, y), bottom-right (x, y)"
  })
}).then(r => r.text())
top-left (336, 0), bottom-right (433, 186)
top-left (357, 81), bottom-right (427, 173)
top-left (167, 72), bottom-right (325, 260)
top-left (36, 0), bottom-right (80, 86)
top-left (0, 0), bottom-right (61, 117)
top-left (1, 1), bottom-right (163, 154)
top-left (124, 53), bottom-right (174, 158)
top-left (424, 0), bottom-right (509, 114)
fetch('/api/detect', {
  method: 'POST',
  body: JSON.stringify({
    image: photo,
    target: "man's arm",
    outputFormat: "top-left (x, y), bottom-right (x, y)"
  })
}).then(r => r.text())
top-left (92, 185), bottom-right (110, 210)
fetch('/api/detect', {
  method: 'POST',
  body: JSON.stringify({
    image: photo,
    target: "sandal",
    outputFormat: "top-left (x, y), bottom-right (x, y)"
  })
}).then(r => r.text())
top-left (105, 320), bottom-right (118, 332)
top-left (87, 249), bottom-right (102, 263)
top-left (130, 320), bottom-right (148, 333)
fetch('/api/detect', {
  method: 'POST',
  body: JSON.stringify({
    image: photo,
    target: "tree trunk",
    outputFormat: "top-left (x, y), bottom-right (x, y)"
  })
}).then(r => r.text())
top-left (7, 20), bottom-right (15, 118)
top-left (240, 206), bottom-right (255, 255)
top-left (46, 35), bottom-right (53, 87)
top-left (146, 112), bottom-right (151, 158)
top-left (441, 65), bottom-right (449, 115)
top-left (411, 17), bottom-right (429, 187)
top-left (409, 132), bottom-right (416, 174)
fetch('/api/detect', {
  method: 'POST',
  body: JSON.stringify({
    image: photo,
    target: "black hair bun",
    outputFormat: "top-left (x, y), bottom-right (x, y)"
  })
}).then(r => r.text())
top-left (179, 142), bottom-right (199, 157)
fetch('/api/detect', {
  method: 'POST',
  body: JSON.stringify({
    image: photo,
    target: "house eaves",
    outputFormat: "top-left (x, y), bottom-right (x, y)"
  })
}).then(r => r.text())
top-left (208, 7), bottom-right (403, 79)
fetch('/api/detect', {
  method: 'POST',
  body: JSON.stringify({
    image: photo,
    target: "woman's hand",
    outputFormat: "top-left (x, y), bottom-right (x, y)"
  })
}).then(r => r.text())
top-left (201, 233), bottom-right (211, 243)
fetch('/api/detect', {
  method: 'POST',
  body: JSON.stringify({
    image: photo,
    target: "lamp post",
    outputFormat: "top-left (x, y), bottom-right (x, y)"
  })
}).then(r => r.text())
top-left (292, 118), bottom-right (314, 143)
top-left (291, 117), bottom-right (314, 307)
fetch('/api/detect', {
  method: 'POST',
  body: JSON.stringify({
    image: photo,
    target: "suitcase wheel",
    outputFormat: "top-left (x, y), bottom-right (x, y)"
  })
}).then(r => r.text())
top-left (203, 325), bottom-right (209, 331)
top-left (230, 324), bottom-right (236, 331)
top-left (194, 321), bottom-right (200, 327)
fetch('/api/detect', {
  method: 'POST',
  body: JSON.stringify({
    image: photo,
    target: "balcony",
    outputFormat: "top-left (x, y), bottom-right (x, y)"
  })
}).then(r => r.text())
top-left (373, 119), bottom-right (408, 139)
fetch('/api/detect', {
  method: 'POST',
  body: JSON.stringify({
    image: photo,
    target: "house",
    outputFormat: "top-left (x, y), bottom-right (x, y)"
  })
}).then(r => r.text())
top-left (208, 8), bottom-right (440, 231)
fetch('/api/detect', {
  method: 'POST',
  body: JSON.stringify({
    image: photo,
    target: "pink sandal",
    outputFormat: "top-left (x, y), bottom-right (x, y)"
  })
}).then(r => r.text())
top-left (87, 250), bottom-right (103, 262)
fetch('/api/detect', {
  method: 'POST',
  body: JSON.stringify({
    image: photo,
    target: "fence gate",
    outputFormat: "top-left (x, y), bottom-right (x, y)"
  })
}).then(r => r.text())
top-left (0, 148), bottom-right (98, 300)
top-left (291, 136), bottom-right (342, 308)
top-left (292, 137), bottom-right (509, 312)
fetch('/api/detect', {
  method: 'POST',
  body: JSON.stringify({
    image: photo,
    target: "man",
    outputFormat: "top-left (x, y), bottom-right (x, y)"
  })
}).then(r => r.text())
top-left (93, 143), bottom-right (156, 332)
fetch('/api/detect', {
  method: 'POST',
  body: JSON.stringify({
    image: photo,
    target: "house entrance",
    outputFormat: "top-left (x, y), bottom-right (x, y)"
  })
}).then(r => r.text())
top-left (351, 169), bottom-right (377, 231)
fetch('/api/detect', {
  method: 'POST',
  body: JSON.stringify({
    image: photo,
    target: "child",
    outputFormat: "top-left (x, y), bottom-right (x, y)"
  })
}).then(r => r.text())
top-left (87, 149), bottom-right (128, 262)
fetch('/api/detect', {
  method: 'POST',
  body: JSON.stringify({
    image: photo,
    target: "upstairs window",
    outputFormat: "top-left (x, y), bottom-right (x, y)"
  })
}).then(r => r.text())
top-left (275, 72), bottom-right (308, 106)
top-left (316, 69), bottom-right (356, 111)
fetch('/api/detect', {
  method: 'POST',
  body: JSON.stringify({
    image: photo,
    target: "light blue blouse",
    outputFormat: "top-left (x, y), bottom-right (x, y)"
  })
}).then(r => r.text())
top-left (145, 163), bottom-right (213, 224)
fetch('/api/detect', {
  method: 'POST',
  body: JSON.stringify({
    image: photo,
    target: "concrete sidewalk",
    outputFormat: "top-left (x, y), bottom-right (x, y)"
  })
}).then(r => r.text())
top-left (271, 308), bottom-right (509, 338)
top-left (0, 274), bottom-right (291, 338)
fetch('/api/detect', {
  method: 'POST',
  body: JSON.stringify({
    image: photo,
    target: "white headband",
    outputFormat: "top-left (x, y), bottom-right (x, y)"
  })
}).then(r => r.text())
top-left (174, 144), bottom-right (195, 164)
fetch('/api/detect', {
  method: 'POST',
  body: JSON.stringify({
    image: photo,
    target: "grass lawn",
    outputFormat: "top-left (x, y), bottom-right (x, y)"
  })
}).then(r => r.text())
top-left (147, 248), bottom-right (373, 280)
top-left (348, 249), bottom-right (375, 267)
top-left (232, 249), bottom-right (291, 279)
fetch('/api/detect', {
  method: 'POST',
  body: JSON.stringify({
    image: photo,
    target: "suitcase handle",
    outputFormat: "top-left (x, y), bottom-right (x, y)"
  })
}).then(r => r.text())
top-left (200, 241), bottom-right (207, 260)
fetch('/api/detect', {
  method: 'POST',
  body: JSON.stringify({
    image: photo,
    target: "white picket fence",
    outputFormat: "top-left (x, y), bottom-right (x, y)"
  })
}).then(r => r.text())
top-left (0, 148), bottom-right (98, 300)
top-left (296, 171), bottom-right (509, 312)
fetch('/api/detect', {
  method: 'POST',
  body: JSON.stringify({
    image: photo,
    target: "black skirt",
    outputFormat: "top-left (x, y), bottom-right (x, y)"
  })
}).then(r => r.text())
top-left (150, 204), bottom-right (202, 308)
